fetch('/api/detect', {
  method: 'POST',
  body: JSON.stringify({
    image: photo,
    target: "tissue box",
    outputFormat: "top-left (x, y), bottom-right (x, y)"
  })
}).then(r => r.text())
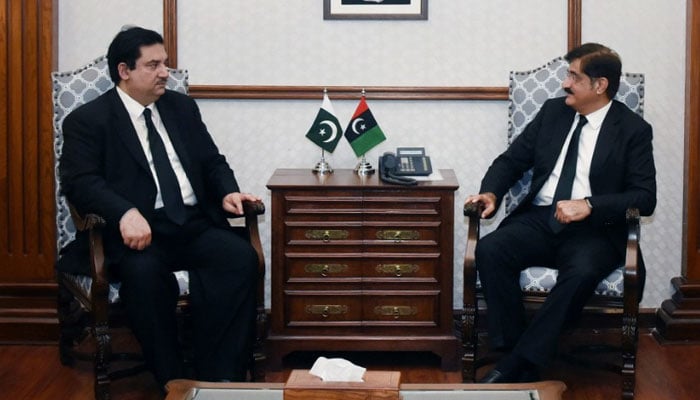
top-left (284, 369), bottom-right (400, 400)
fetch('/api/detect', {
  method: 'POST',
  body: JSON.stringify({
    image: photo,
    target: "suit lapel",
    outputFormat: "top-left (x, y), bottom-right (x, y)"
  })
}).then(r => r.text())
top-left (107, 89), bottom-right (151, 174)
top-left (544, 108), bottom-right (577, 171)
top-left (590, 101), bottom-right (623, 173)
top-left (156, 98), bottom-right (193, 173)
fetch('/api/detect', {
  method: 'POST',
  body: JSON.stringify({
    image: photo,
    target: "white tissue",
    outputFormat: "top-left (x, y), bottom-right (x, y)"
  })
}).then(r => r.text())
top-left (309, 356), bottom-right (366, 382)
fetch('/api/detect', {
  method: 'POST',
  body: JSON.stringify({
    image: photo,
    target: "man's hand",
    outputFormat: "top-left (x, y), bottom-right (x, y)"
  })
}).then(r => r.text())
top-left (553, 199), bottom-right (591, 225)
top-left (119, 208), bottom-right (152, 250)
top-left (464, 192), bottom-right (498, 219)
top-left (222, 192), bottom-right (262, 215)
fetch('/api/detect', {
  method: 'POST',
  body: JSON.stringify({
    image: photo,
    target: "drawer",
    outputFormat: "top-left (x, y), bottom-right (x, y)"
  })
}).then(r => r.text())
top-left (285, 221), bottom-right (363, 248)
top-left (284, 192), bottom-right (363, 220)
top-left (364, 221), bottom-right (441, 247)
top-left (362, 256), bottom-right (439, 281)
top-left (286, 257), bottom-right (363, 280)
top-left (362, 292), bottom-right (439, 324)
top-left (362, 194), bottom-right (442, 219)
top-left (285, 291), bottom-right (363, 325)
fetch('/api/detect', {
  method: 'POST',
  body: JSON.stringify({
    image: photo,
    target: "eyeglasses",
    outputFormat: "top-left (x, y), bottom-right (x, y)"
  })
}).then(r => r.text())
top-left (566, 70), bottom-right (597, 85)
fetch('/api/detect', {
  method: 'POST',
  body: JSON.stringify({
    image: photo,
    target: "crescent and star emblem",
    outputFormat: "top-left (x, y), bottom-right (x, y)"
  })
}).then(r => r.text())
top-left (319, 120), bottom-right (338, 143)
top-left (351, 118), bottom-right (366, 135)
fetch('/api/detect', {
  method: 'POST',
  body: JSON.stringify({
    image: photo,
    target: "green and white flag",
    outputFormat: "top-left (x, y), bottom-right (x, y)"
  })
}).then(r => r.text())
top-left (343, 95), bottom-right (386, 157)
top-left (305, 93), bottom-right (343, 153)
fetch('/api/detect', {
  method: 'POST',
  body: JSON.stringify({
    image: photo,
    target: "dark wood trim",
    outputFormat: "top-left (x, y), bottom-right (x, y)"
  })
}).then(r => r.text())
top-left (165, 2), bottom-right (583, 101)
top-left (189, 85), bottom-right (508, 101)
top-left (567, 0), bottom-right (582, 50)
top-left (654, 0), bottom-right (700, 342)
top-left (656, 278), bottom-right (700, 343)
top-left (0, 283), bottom-right (59, 343)
top-left (685, 0), bottom-right (700, 281)
top-left (163, 0), bottom-right (178, 68)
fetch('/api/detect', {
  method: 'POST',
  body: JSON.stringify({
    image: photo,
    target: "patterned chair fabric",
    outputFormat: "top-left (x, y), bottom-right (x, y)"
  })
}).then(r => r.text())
top-left (503, 56), bottom-right (644, 297)
top-left (52, 55), bottom-right (190, 302)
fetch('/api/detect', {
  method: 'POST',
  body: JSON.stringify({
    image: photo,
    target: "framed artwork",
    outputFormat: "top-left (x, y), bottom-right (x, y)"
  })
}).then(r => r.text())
top-left (324, 0), bottom-right (428, 20)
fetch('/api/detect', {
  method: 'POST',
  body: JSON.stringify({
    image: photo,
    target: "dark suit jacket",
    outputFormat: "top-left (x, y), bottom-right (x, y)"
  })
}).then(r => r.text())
top-left (479, 97), bottom-right (656, 254)
top-left (57, 88), bottom-right (240, 274)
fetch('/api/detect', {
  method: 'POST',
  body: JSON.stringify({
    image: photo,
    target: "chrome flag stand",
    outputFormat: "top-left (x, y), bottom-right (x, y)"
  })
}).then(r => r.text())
top-left (313, 149), bottom-right (333, 174)
top-left (354, 155), bottom-right (375, 175)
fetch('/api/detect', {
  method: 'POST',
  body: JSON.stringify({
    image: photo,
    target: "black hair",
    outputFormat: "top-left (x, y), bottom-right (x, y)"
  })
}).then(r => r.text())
top-left (565, 43), bottom-right (622, 99)
top-left (106, 26), bottom-right (164, 84)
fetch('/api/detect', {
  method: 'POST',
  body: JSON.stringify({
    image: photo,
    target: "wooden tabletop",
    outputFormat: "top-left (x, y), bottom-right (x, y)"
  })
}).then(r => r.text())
top-left (165, 378), bottom-right (566, 400)
top-left (266, 168), bottom-right (458, 190)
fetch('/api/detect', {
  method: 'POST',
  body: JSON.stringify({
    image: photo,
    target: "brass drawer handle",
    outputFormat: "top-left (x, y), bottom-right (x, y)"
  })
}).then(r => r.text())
top-left (305, 229), bottom-right (349, 242)
top-left (305, 304), bottom-right (348, 318)
top-left (305, 263), bottom-right (348, 276)
top-left (374, 305), bottom-right (418, 319)
top-left (376, 264), bottom-right (419, 277)
top-left (376, 230), bottom-right (420, 242)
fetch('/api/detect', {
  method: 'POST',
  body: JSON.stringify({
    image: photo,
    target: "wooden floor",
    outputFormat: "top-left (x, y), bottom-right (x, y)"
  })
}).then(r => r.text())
top-left (1, 332), bottom-right (698, 399)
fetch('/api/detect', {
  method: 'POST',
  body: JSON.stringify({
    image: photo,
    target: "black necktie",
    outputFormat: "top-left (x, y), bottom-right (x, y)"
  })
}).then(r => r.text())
top-left (549, 115), bottom-right (588, 233)
top-left (143, 108), bottom-right (186, 225)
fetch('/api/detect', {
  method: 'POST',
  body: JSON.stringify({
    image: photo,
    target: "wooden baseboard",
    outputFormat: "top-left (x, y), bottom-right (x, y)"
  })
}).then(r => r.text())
top-left (0, 283), bottom-right (59, 343)
top-left (653, 277), bottom-right (700, 342)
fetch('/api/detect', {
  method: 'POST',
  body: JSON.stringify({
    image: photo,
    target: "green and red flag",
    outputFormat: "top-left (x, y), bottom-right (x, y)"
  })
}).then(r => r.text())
top-left (305, 92), bottom-right (343, 153)
top-left (343, 96), bottom-right (386, 157)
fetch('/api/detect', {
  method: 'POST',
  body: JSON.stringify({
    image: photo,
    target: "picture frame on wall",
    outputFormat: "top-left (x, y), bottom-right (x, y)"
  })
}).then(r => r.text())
top-left (323, 0), bottom-right (428, 20)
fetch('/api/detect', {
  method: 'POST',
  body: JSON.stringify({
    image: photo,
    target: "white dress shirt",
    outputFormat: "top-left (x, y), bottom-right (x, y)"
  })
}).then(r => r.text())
top-left (533, 101), bottom-right (612, 206)
top-left (116, 87), bottom-right (198, 208)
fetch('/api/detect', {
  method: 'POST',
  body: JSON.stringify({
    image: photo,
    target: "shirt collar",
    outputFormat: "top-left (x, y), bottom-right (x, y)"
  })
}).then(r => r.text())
top-left (116, 86), bottom-right (156, 120)
top-left (579, 100), bottom-right (612, 130)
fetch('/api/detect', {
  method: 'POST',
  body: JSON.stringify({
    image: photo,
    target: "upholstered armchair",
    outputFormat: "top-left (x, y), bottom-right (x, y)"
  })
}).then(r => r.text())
top-left (52, 56), bottom-right (267, 400)
top-left (461, 57), bottom-right (645, 400)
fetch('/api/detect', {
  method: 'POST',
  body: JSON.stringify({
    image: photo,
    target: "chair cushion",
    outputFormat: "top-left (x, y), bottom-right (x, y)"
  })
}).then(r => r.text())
top-left (64, 270), bottom-right (190, 304)
top-left (520, 266), bottom-right (624, 297)
top-left (476, 266), bottom-right (625, 298)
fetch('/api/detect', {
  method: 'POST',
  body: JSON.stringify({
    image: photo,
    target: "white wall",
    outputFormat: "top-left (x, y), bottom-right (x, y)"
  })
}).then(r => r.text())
top-left (57, 0), bottom-right (686, 309)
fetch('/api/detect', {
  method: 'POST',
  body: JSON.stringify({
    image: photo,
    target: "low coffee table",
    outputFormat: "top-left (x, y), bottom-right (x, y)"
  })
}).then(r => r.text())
top-left (166, 372), bottom-right (566, 400)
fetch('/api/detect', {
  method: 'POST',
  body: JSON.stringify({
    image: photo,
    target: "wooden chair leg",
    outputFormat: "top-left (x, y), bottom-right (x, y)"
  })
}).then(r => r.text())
top-left (93, 323), bottom-right (112, 400)
top-left (251, 306), bottom-right (267, 382)
top-left (461, 306), bottom-right (478, 382)
top-left (56, 278), bottom-right (88, 366)
top-left (621, 314), bottom-right (638, 400)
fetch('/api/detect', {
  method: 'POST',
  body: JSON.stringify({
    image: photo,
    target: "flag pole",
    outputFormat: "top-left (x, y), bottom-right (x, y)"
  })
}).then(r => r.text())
top-left (354, 89), bottom-right (376, 175)
top-left (312, 88), bottom-right (334, 174)
top-left (313, 148), bottom-right (333, 174)
top-left (354, 154), bottom-right (375, 176)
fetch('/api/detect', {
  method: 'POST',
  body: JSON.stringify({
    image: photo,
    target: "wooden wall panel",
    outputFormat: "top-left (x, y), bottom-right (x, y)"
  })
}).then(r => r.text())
top-left (0, 0), bottom-right (55, 280)
top-left (0, 0), bottom-right (58, 343)
top-left (654, 0), bottom-right (700, 342)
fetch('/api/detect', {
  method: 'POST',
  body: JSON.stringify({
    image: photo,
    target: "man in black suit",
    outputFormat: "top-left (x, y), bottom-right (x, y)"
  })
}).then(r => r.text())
top-left (59, 27), bottom-right (260, 386)
top-left (465, 43), bottom-right (656, 383)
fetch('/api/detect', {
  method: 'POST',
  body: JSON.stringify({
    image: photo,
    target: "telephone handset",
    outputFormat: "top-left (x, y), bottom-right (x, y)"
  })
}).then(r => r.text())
top-left (379, 147), bottom-right (432, 186)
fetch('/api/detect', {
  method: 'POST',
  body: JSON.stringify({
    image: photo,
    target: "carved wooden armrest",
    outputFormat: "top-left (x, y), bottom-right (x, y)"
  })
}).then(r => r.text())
top-left (66, 202), bottom-right (109, 307)
top-left (463, 200), bottom-right (484, 270)
top-left (463, 201), bottom-right (485, 219)
top-left (242, 199), bottom-right (265, 216)
top-left (462, 201), bottom-right (485, 306)
top-left (67, 203), bottom-right (106, 231)
top-left (624, 207), bottom-right (641, 308)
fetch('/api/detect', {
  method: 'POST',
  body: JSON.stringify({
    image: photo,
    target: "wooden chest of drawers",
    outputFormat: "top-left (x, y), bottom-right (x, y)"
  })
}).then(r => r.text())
top-left (266, 169), bottom-right (459, 370)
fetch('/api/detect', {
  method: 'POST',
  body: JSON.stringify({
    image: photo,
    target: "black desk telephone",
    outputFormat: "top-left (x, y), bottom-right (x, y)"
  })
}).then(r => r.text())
top-left (379, 147), bottom-right (432, 186)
